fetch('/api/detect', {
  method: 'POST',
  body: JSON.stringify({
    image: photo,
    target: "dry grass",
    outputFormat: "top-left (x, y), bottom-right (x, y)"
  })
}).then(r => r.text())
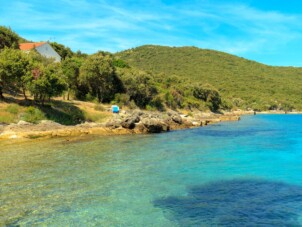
top-left (0, 94), bottom-right (114, 124)
top-left (73, 101), bottom-right (112, 123)
top-left (0, 103), bottom-right (26, 123)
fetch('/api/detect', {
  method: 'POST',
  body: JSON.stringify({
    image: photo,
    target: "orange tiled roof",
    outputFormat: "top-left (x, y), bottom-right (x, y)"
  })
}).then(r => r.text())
top-left (19, 42), bottom-right (46, 51)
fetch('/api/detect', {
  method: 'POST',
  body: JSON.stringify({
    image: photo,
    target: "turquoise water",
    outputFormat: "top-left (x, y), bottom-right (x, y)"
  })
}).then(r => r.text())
top-left (1, 114), bottom-right (302, 226)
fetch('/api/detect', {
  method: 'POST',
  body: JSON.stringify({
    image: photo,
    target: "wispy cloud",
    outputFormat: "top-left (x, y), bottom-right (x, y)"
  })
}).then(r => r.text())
top-left (1, 0), bottom-right (302, 65)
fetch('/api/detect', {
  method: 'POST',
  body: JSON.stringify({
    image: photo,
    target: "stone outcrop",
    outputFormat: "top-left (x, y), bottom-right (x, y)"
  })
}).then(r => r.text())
top-left (0, 109), bottom-right (241, 140)
top-left (141, 118), bottom-right (169, 133)
top-left (121, 115), bottom-right (140, 129)
top-left (167, 110), bottom-right (183, 124)
top-left (105, 119), bottom-right (122, 129)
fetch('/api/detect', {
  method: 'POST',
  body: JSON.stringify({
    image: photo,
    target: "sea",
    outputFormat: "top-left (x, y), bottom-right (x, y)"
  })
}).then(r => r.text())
top-left (1, 114), bottom-right (302, 226)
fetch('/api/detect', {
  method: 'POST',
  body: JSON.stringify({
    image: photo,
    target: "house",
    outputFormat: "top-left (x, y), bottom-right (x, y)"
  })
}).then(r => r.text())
top-left (19, 42), bottom-right (61, 62)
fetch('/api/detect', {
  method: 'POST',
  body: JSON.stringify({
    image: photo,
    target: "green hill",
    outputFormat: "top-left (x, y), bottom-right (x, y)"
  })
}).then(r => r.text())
top-left (116, 45), bottom-right (302, 111)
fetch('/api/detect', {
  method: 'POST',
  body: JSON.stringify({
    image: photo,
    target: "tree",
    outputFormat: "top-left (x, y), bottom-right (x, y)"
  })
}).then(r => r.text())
top-left (0, 48), bottom-right (31, 99)
top-left (0, 26), bottom-right (20, 50)
top-left (50, 42), bottom-right (74, 60)
top-left (62, 56), bottom-right (83, 100)
top-left (79, 53), bottom-right (116, 102)
top-left (118, 68), bottom-right (158, 108)
top-left (192, 83), bottom-right (222, 112)
top-left (113, 59), bottom-right (129, 68)
top-left (25, 63), bottom-right (66, 104)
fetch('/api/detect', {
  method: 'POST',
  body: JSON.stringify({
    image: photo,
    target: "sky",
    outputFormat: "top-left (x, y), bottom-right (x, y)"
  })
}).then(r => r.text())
top-left (1, 0), bottom-right (302, 66)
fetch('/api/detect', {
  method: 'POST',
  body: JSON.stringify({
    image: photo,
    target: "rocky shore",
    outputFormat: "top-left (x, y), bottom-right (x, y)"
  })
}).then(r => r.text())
top-left (0, 109), bottom-right (241, 140)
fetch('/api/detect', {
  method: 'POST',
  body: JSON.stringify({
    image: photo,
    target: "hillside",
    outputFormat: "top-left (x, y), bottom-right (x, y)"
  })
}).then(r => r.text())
top-left (116, 45), bottom-right (302, 110)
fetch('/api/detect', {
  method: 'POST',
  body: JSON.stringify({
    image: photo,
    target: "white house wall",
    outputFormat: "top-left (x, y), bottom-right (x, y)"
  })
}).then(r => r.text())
top-left (35, 43), bottom-right (61, 62)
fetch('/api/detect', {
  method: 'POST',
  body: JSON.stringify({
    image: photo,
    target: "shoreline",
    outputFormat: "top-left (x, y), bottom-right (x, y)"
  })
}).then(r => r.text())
top-left (0, 109), bottom-right (241, 141)
top-left (0, 110), bottom-right (301, 142)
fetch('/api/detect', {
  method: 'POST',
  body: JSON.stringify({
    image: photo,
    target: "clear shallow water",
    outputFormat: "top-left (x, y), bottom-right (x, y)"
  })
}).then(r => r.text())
top-left (1, 115), bottom-right (302, 226)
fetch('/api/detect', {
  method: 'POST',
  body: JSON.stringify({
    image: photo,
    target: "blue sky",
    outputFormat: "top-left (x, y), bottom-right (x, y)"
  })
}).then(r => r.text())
top-left (1, 0), bottom-right (302, 66)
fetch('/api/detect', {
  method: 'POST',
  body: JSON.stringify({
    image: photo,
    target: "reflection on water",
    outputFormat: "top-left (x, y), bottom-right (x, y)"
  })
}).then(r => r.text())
top-left (1, 115), bottom-right (302, 226)
top-left (154, 179), bottom-right (302, 226)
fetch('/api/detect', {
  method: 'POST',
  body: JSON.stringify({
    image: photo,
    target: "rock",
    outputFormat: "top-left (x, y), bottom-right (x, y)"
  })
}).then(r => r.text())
top-left (141, 118), bottom-right (169, 133)
top-left (192, 121), bottom-right (200, 126)
top-left (39, 120), bottom-right (62, 127)
top-left (201, 120), bottom-right (207, 126)
top-left (121, 115), bottom-right (140, 129)
top-left (80, 121), bottom-right (99, 127)
top-left (167, 110), bottom-right (182, 124)
top-left (17, 120), bottom-right (32, 125)
top-left (132, 109), bottom-right (145, 116)
top-left (205, 119), bottom-right (221, 124)
top-left (182, 119), bottom-right (193, 127)
top-left (105, 119), bottom-right (122, 129)
top-left (172, 115), bottom-right (182, 124)
top-left (219, 115), bottom-right (240, 121)
top-left (134, 122), bottom-right (145, 132)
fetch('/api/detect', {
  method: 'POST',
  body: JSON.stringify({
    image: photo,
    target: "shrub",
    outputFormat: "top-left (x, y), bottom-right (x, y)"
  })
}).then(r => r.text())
top-left (113, 93), bottom-right (130, 106)
top-left (85, 93), bottom-right (95, 101)
top-left (146, 105), bottom-right (157, 111)
top-left (150, 96), bottom-right (165, 111)
top-left (129, 100), bottom-right (137, 109)
top-left (21, 106), bottom-right (45, 123)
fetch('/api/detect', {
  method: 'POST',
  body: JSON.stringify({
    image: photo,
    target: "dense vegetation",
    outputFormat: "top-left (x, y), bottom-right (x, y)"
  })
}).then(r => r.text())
top-left (0, 26), bottom-right (28, 49)
top-left (117, 45), bottom-right (302, 111)
top-left (0, 27), bottom-right (224, 117)
top-left (1, 25), bottom-right (302, 125)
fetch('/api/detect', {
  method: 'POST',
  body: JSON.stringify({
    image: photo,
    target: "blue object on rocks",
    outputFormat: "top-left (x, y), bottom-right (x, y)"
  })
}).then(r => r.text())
top-left (112, 105), bottom-right (119, 113)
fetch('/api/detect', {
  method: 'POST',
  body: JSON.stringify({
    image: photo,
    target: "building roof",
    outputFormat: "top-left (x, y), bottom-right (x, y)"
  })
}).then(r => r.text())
top-left (19, 42), bottom-right (46, 51)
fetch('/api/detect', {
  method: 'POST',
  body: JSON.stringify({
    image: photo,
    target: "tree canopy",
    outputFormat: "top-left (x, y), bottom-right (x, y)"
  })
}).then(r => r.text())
top-left (0, 26), bottom-right (20, 49)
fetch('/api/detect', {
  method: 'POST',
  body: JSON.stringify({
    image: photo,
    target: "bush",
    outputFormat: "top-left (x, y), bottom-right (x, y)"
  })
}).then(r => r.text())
top-left (21, 106), bottom-right (45, 123)
top-left (113, 93), bottom-right (130, 106)
top-left (129, 100), bottom-right (137, 109)
top-left (220, 99), bottom-right (233, 111)
top-left (146, 105), bottom-right (157, 111)
top-left (150, 96), bottom-right (165, 111)
top-left (85, 93), bottom-right (95, 102)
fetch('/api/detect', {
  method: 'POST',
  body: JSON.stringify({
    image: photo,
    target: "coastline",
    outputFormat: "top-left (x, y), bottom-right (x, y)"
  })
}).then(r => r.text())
top-left (1, 109), bottom-right (301, 142)
top-left (0, 109), bottom-right (241, 141)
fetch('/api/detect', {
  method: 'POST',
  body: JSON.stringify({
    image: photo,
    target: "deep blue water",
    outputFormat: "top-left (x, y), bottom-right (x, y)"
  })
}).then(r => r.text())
top-left (1, 114), bottom-right (302, 226)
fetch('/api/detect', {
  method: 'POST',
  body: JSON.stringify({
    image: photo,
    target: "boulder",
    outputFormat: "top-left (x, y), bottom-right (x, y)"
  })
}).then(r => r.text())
top-left (105, 119), bottom-right (122, 129)
top-left (141, 118), bottom-right (169, 133)
top-left (167, 110), bottom-right (182, 124)
top-left (172, 115), bottom-right (182, 124)
top-left (121, 115), bottom-right (140, 129)
top-left (134, 122), bottom-right (145, 132)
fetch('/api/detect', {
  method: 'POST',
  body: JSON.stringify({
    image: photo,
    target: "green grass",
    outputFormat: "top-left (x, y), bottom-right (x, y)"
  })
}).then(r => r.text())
top-left (6, 103), bottom-right (21, 115)
top-left (21, 106), bottom-right (46, 123)
top-left (38, 100), bottom-right (85, 125)
top-left (0, 100), bottom-right (86, 125)
top-left (116, 45), bottom-right (302, 110)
